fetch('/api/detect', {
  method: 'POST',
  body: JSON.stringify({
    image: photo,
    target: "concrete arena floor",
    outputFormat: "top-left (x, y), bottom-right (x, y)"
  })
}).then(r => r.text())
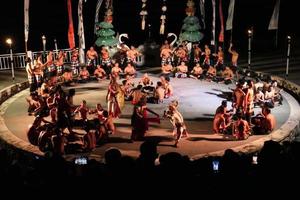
top-left (3, 72), bottom-right (290, 159)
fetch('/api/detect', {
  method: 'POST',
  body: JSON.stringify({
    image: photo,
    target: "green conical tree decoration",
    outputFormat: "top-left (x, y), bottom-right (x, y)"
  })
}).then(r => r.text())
top-left (179, 16), bottom-right (204, 43)
top-left (95, 21), bottom-right (117, 47)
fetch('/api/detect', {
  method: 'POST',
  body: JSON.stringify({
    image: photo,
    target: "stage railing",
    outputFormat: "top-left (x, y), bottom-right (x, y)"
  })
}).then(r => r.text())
top-left (0, 48), bottom-right (144, 70)
top-left (0, 48), bottom-right (74, 70)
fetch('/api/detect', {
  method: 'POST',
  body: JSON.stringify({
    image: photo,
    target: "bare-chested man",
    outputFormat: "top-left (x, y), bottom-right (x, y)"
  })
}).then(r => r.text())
top-left (26, 57), bottom-right (36, 92)
top-left (161, 63), bottom-right (173, 77)
top-left (160, 44), bottom-right (173, 66)
top-left (111, 62), bottom-right (123, 79)
top-left (33, 54), bottom-right (45, 92)
top-left (193, 43), bottom-right (202, 64)
top-left (190, 63), bottom-right (203, 79)
top-left (228, 43), bottom-right (239, 69)
top-left (221, 66), bottom-right (234, 84)
top-left (71, 49), bottom-right (79, 75)
top-left (127, 46), bottom-right (140, 65)
top-left (213, 46), bottom-right (224, 70)
top-left (56, 50), bottom-right (66, 75)
top-left (202, 45), bottom-right (211, 66)
top-left (100, 46), bottom-right (111, 70)
top-left (164, 102), bottom-right (188, 147)
top-left (94, 65), bottom-right (107, 81)
top-left (175, 45), bottom-right (187, 65)
top-left (175, 61), bottom-right (188, 78)
top-left (86, 46), bottom-right (98, 67)
top-left (124, 62), bottom-right (136, 79)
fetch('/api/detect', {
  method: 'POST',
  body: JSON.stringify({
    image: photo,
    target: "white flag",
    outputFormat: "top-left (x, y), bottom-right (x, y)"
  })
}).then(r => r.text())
top-left (78, 0), bottom-right (85, 49)
top-left (268, 0), bottom-right (280, 30)
top-left (211, 0), bottom-right (216, 45)
top-left (199, 0), bottom-right (205, 29)
top-left (226, 0), bottom-right (235, 30)
top-left (78, 0), bottom-right (85, 64)
top-left (24, 0), bottom-right (30, 42)
top-left (94, 0), bottom-right (104, 34)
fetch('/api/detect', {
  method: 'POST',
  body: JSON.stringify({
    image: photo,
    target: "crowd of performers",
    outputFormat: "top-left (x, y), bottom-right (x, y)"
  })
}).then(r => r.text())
top-left (24, 39), bottom-right (283, 153)
top-left (159, 40), bottom-right (282, 141)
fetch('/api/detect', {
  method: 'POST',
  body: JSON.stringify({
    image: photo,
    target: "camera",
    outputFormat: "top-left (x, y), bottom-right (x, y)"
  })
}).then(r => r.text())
top-left (212, 160), bottom-right (219, 172)
top-left (74, 156), bottom-right (88, 165)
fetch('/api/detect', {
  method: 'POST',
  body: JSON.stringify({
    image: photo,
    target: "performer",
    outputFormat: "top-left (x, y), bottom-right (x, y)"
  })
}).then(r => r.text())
top-left (164, 101), bottom-right (188, 147)
top-left (56, 50), bottom-right (66, 76)
top-left (126, 45), bottom-right (141, 65)
top-left (100, 46), bottom-right (111, 74)
top-left (131, 97), bottom-right (160, 141)
top-left (213, 46), bottom-right (224, 71)
top-left (25, 57), bottom-right (36, 92)
top-left (160, 44), bottom-right (173, 66)
top-left (190, 63), bottom-right (203, 80)
top-left (106, 78), bottom-right (121, 118)
top-left (228, 43), bottom-right (239, 72)
top-left (175, 61), bottom-right (188, 78)
top-left (111, 62), bottom-right (123, 80)
top-left (71, 49), bottom-right (80, 75)
top-left (94, 65), bottom-right (107, 81)
top-left (33, 54), bottom-right (45, 94)
top-left (124, 62), bottom-right (136, 79)
top-left (202, 45), bottom-right (211, 66)
top-left (192, 43), bottom-right (202, 65)
top-left (232, 113), bottom-right (251, 140)
top-left (86, 46), bottom-right (98, 74)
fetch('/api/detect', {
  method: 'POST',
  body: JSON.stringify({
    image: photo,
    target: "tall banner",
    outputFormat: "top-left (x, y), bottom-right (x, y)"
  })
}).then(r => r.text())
top-left (225, 0), bottom-right (235, 30)
top-left (24, 0), bottom-right (30, 43)
top-left (268, 0), bottom-right (280, 30)
top-left (199, 0), bottom-right (205, 29)
top-left (218, 0), bottom-right (224, 42)
top-left (94, 0), bottom-right (104, 34)
top-left (67, 0), bottom-right (75, 49)
top-left (211, 0), bottom-right (216, 45)
top-left (78, 0), bottom-right (86, 64)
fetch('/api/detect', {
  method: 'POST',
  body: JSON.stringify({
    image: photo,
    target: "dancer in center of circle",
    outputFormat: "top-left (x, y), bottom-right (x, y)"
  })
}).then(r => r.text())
top-left (106, 77), bottom-right (121, 118)
top-left (164, 101), bottom-right (188, 147)
top-left (131, 97), bottom-right (160, 141)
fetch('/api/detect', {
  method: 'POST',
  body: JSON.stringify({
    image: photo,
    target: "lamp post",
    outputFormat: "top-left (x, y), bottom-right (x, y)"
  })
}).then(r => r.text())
top-left (247, 29), bottom-right (252, 70)
top-left (54, 38), bottom-right (58, 55)
top-left (6, 38), bottom-right (14, 82)
top-left (42, 35), bottom-right (46, 62)
top-left (286, 35), bottom-right (291, 79)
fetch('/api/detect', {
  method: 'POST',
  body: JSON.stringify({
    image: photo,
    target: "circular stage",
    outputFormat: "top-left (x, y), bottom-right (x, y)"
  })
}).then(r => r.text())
top-left (2, 70), bottom-right (294, 160)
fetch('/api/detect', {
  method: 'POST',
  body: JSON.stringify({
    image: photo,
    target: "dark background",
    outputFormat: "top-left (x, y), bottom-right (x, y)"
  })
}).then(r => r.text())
top-left (0, 0), bottom-right (298, 55)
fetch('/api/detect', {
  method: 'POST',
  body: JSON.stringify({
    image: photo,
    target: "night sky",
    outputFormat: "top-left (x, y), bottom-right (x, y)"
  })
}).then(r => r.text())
top-left (0, 0), bottom-right (298, 55)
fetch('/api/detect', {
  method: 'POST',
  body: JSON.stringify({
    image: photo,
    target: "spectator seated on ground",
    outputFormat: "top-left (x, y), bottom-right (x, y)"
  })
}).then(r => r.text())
top-left (232, 113), bottom-right (251, 140)
top-left (190, 63), bottom-right (203, 79)
top-left (213, 106), bottom-right (230, 134)
top-left (161, 63), bottom-right (173, 78)
top-left (79, 66), bottom-right (90, 83)
top-left (111, 63), bottom-right (123, 80)
top-left (206, 65), bottom-right (217, 81)
top-left (124, 63), bottom-right (136, 79)
top-left (26, 91), bottom-right (40, 115)
top-left (139, 73), bottom-right (153, 87)
top-left (94, 65), bottom-right (106, 81)
top-left (220, 66), bottom-right (234, 84)
top-left (254, 88), bottom-right (265, 107)
top-left (175, 62), bottom-right (188, 78)
top-left (147, 81), bottom-right (165, 104)
top-left (251, 107), bottom-right (276, 135)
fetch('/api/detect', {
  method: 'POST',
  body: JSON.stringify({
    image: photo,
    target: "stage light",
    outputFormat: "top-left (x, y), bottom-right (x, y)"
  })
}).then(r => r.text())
top-left (6, 38), bottom-right (14, 81)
